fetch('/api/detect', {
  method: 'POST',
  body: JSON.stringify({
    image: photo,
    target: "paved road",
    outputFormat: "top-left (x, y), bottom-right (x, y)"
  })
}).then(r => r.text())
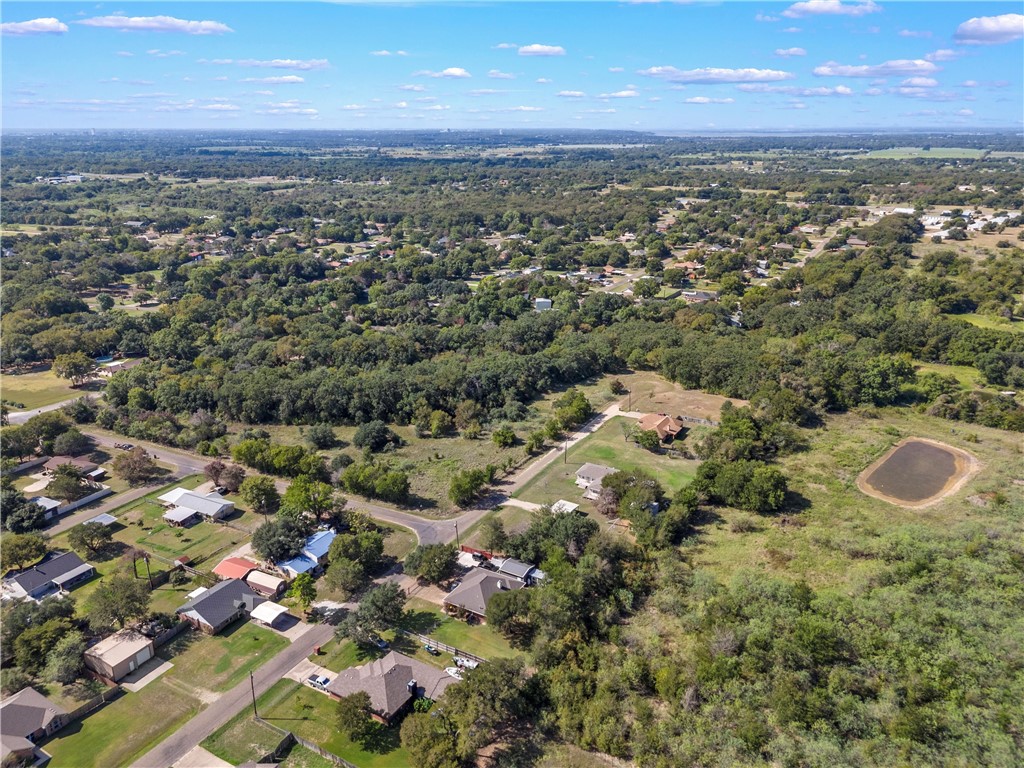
top-left (45, 483), bottom-right (160, 536)
top-left (7, 397), bottom-right (81, 425)
top-left (131, 622), bottom-right (334, 768)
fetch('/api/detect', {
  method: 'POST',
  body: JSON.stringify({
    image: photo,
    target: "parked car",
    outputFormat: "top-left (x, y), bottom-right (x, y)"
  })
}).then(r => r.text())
top-left (371, 636), bottom-right (390, 650)
top-left (444, 667), bottom-right (464, 680)
top-left (453, 656), bottom-right (479, 670)
top-left (423, 644), bottom-right (440, 656)
top-left (306, 674), bottom-right (330, 690)
top-left (447, 579), bottom-right (462, 592)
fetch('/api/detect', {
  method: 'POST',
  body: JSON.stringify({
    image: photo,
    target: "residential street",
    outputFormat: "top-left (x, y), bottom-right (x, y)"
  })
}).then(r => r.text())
top-left (131, 622), bottom-right (334, 768)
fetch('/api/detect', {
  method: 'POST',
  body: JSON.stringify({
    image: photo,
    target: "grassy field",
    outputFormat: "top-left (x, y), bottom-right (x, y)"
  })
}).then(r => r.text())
top-left (946, 312), bottom-right (1024, 334)
top-left (161, 622), bottom-right (290, 692)
top-left (254, 679), bottom-right (410, 768)
top-left (41, 677), bottom-right (201, 768)
top-left (862, 147), bottom-right (987, 159)
top-left (461, 506), bottom-right (535, 549)
top-left (380, 522), bottom-right (417, 561)
top-left (685, 408), bottom-right (1024, 591)
top-left (0, 366), bottom-right (96, 409)
top-left (913, 360), bottom-right (986, 389)
top-left (515, 416), bottom-right (700, 511)
top-left (404, 597), bottom-right (520, 660)
top-left (203, 713), bottom-right (286, 764)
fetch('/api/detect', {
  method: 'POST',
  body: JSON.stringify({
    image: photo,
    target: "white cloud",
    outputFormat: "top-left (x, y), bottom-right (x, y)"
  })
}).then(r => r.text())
top-left (786, 101), bottom-right (808, 109)
top-left (608, 67), bottom-right (625, 73)
top-left (925, 49), bottom-right (960, 62)
top-left (557, 90), bottom-right (586, 98)
top-left (493, 42), bottom-right (517, 49)
top-left (889, 87), bottom-right (960, 101)
top-left (518, 44), bottom-right (566, 56)
top-left (898, 29), bottom-right (932, 38)
top-left (684, 96), bottom-right (735, 104)
top-left (199, 103), bottom-right (240, 111)
top-left (342, 104), bottom-right (366, 110)
top-left (813, 59), bottom-right (938, 77)
top-left (501, 106), bottom-right (544, 112)
top-left (955, 108), bottom-right (974, 116)
top-left (775, 47), bottom-right (806, 57)
top-left (536, 78), bottom-right (553, 84)
top-left (639, 66), bottom-right (794, 83)
top-left (783, 26), bottom-right (802, 33)
top-left (782, 1), bottom-right (881, 19)
top-left (954, 14), bottom-right (1023, 45)
top-left (755, 13), bottom-right (780, 22)
top-left (423, 104), bottom-right (450, 111)
top-left (488, 69), bottom-right (515, 80)
top-left (78, 15), bottom-right (233, 35)
top-left (468, 89), bottom-right (503, 96)
top-left (371, 50), bottom-right (408, 57)
top-left (253, 90), bottom-right (274, 96)
top-left (584, 109), bottom-right (616, 114)
top-left (2, 17), bottom-right (68, 36)
top-left (415, 67), bottom-right (471, 78)
top-left (236, 58), bottom-right (329, 70)
top-left (394, 101), bottom-right (408, 109)
top-left (240, 76), bottom-right (305, 84)
top-left (902, 77), bottom-right (938, 87)
top-left (737, 84), bottom-right (853, 95)
top-left (600, 89), bottom-right (639, 98)
top-left (116, 51), bottom-right (134, 57)
top-left (960, 80), bottom-right (978, 87)
top-left (398, 84), bottom-right (425, 92)
top-left (147, 49), bottom-right (184, 57)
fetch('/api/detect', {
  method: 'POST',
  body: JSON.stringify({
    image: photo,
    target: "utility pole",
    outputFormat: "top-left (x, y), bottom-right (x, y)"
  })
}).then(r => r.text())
top-left (454, 521), bottom-right (460, 550)
top-left (250, 671), bottom-right (257, 718)
top-left (564, 436), bottom-right (568, 463)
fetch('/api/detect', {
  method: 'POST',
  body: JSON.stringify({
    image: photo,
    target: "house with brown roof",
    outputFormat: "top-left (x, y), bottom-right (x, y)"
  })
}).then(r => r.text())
top-left (443, 567), bottom-right (525, 620)
top-left (43, 456), bottom-right (99, 475)
top-left (636, 413), bottom-right (687, 444)
top-left (0, 687), bottom-right (68, 764)
top-left (325, 651), bottom-right (458, 724)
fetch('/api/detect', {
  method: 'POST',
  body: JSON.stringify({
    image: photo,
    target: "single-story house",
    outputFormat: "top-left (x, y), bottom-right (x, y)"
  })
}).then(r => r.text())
top-left (97, 358), bottom-right (146, 378)
top-left (636, 413), bottom-right (687, 444)
top-left (275, 529), bottom-right (336, 578)
top-left (0, 687), bottom-right (68, 764)
top-left (443, 567), bottom-right (525, 620)
top-left (575, 463), bottom-right (617, 499)
top-left (176, 579), bottom-right (264, 635)
top-left (162, 507), bottom-right (199, 527)
top-left (158, 488), bottom-right (234, 521)
top-left (550, 500), bottom-right (579, 516)
top-left (212, 557), bottom-right (258, 581)
top-left (244, 570), bottom-right (286, 598)
top-left (249, 601), bottom-right (291, 629)
top-left (43, 456), bottom-right (99, 475)
top-left (491, 557), bottom-right (545, 586)
top-left (2, 552), bottom-right (95, 601)
top-left (83, 630), bottom-right (154, 683)
top-left (29, 496), bottom-right (62, 521)
top-left (326, 651), bottom-right (457, 725)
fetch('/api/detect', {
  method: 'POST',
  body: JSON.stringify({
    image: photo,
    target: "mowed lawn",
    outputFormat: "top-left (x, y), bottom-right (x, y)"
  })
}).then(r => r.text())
top-left (255, 679), bottom-right (410, 768)
top-left (515, 416), bottom-right (700, 510)
top-left (162, 622), bottom-right (290, 692)
top-left (403, 597), bottom-right (520, 660)
top-left (41, 678), bottom-right (201, 768)
top-left (203, 709), bottom-right (287, 764)
top-left (0, 366), bottom-right (93, 409)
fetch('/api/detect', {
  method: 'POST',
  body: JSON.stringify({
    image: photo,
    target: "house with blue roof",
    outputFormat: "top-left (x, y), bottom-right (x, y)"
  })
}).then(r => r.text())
top-left (276, 529), bottom-right (336, 579)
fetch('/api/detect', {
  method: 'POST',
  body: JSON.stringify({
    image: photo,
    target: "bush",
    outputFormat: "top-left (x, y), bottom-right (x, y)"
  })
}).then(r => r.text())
top-left (352, 421), bottom-right (400, 452)
top-left (306, 423), bottom-right (337, 449)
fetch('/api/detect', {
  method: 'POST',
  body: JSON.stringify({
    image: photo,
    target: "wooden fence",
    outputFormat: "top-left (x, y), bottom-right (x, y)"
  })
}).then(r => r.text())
top-left (255, 716), bottom-right (359, 768)
top-left (64, 686), bottom-right (123, 723)
top-left (395, 628), bottom-right (488, 665)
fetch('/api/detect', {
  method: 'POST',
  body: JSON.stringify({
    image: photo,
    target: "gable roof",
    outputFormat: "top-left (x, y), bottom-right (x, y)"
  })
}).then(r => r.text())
top-left (249, 602), bottom-right (290, 626)
top-left (276, 554), bottom-right (317, 575)
top-left (443, 567), bottom-right (524, 617)
top-left (176, 579), bottom-right (263, 628)
top-left (576, 463), bottom-right (617, 481)
top-left (303, 529), bottom-right (336, 560)
top-left (637, 413), bottom-right (685, 440)
top-left (157, 487), bottom-right (192, 505)
top-left (0, 687), bottom-right (67, 738)
top-left (492, 558), bottom-right (535, 580)
top-left (4, 552), bottom-right (91, 594)
top-left (213, 557), bottom-right (258, 581)
top-left (43, 456), bottom-right (98, 473)
top-left (163, 507), bottom-right (198, 524)
top-left (172, 491), bottom-right (232, 517)
top-left (326, 651), bottom-right (456, 718)
top-left (84, 630), bottom-right (153, 668)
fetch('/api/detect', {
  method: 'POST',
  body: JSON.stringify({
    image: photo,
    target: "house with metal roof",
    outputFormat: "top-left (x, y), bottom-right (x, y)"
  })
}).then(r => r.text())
top-left (276, 529), bottom-right (336, 578)
top-left (244, 569), bottom-right (286, 598)
top-left (490, 557), bottom-right (545, 586)
top-left (0, 688), bottom-right (68, 764)
top-left (212, 557), bottom-right (258, 581)
top-left (2, 552), bottom-right (95, 601)
top-left (158, 487), bottom-right (234, 520)
top-left (443, 567), bottom-right (525, 620)
top-left (176, 579), bottom-right (264, 634)
top-left (325, 651), bottom-right (458, 724)
top-left (574, 463), bottom-right (618, 499)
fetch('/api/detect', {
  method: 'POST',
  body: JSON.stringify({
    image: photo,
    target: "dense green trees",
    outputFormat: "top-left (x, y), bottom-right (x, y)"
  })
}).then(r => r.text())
top-left (405, 543), bottom-right (458, 584)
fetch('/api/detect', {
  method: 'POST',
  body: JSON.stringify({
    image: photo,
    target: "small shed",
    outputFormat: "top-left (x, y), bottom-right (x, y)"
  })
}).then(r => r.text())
top-left (163, 507), bottom-right (198, 527)
top-left (245, 570), bottom-right (286, 598)
top-left (550, 500), bottom-right (579, 515)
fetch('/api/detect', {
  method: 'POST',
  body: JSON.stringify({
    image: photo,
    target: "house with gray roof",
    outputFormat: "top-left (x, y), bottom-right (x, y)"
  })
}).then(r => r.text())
top-left (2, 552), bottom-right (95, 601)
top-left (575, 462), bottom-right (617, 499)
top-left (176, 579), bottom-right (264, 634)
top-left (491, 557), bottom-right (545, 586)
top-left (0, 687), bottom-right (68, 764)
top-left (325, 651), bottom-right (457, 724)
top-left (443, 567), bottom-right (525, 620)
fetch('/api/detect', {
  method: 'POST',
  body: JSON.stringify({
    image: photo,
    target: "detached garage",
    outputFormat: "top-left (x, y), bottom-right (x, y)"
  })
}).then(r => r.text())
top-left (84, 630), bottom-right (155, 682)
top-left (249, 601), bottom-right (291, 629)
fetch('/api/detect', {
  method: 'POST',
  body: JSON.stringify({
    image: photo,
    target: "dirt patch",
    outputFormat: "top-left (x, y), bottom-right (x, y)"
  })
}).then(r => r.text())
top-left (614, 374), bottom-right (747, 422)
top-left (856, 437), bottom-right (980, 508)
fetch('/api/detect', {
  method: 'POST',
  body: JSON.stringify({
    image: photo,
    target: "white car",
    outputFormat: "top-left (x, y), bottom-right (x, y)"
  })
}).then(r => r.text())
top-left (444, 667), bottom-right (464, 680)
top-left (453, 656), bottom-right (479, 670)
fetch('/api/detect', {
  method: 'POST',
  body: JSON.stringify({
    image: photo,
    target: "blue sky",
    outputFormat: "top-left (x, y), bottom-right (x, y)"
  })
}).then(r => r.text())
top-left (2, 1), bottom-right (1022, 131)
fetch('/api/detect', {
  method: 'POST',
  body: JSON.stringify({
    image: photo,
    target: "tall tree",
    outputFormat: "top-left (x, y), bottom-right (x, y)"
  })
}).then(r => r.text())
top-left (0, 533), bottom-right (48, 571)
top-left (53, 351), bottom-right (96, 387)
top-left (287, 573), bottom-right (318, 614)
top-left (85, 572), bottom-right (150, 630)
top-left (240, 475), bottom-right (280, 516)
top-left (112, 447), bottom-right (159, 485)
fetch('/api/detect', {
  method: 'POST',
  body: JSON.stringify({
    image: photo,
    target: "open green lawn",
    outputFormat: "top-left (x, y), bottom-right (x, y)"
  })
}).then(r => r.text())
top-left (862, 147), bottom-right (987, 159)
top-left (0, 366), bottom-right (97, 409)
top-left (162, 621), bottom-right (290, 692)
top-left (203, 709), bottom-right (289, 764)
top-left (403, 597), bottom-right (520, 660)
top-left (41, 678), bottom-right (201, 768)
top-left (255, 679), bottom-right (410, 768)
top-left (913, 360), bottom-right (986, 389)
top-left (461, 506), bottom-right (535, 549)
top-left (311, 637), bottom-right (385, 673)
top-left (515, 416), bottom-right (700, 512)
top-left (945, 312), bottom-right (1024, 334)
top-left (380, 522), bottom-right (417, 561)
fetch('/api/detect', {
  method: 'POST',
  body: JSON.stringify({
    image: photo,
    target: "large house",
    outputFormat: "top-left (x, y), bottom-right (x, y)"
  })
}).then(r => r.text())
top-left (0, 687), bottom-right (68, 764)
top-left (176, 579), bottom-right (264, 634)
top-left (158, 487), bottom-right (234, 522)
top-left (636, 413), bottom-right (687, 444)
top-left (84, 630), bottom-right (155, 683)
top-left (443, 567), bottom-right (525, 620)
top-left (2, 552), bottom-right (95, 601)
top-left (276, 529), bottom-right (336, 578)
top-left (325, 651), bottom-right (457, 724)
top-left (575, 463), bottom-right (617, 500)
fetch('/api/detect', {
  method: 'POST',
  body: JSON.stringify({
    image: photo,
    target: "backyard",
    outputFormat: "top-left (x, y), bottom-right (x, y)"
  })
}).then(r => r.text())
top-left (514, 416), bottom-right (701, 511)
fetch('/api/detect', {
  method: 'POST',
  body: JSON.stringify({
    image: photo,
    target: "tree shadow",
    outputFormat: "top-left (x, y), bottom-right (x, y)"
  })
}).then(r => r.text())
top-left (781, 489), bottom-right (812, 514)
top-left (91, 539), bottom-right (129, 563)
top-left (404, 494), bottom-right (437, 511)
top-left (399, 608), bottom-right (440, 635)
top-left (356, 722), bottom-right (402, 754)
top-left (489, 736), bottom-right (546, 768)
top-left (157, 625), bottom-right (200, 662)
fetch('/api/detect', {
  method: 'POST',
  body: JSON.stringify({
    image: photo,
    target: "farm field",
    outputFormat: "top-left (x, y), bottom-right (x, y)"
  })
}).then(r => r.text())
top-left (0, 366), bottom-right (95, 409)
top-left (515, 416), bottom-right (700, 511)
top-left (683, 408), bottom-right (1024, 591)
top-left (862, 147), bottom-right (987, 159)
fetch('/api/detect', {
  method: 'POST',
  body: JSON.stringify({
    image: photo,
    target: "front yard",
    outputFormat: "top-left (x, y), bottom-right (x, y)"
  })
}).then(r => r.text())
top-left (161, 621), bottom-right (290, 692)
